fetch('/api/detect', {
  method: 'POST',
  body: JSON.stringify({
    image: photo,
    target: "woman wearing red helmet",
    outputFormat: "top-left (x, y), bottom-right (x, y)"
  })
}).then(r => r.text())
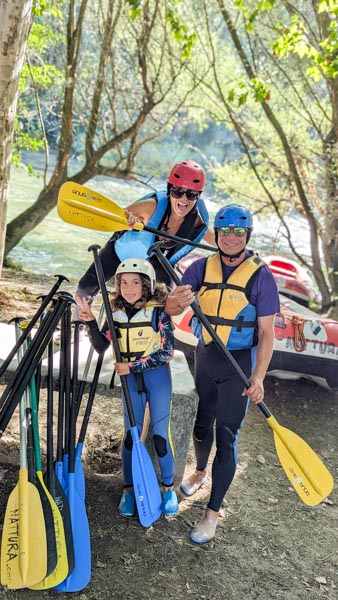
top-left (75, 159), bottom-right (215, 301)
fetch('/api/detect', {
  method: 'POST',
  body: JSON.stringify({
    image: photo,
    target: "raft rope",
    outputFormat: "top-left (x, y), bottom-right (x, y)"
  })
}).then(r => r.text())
top-left (291, 314), bottom-right (307, 352)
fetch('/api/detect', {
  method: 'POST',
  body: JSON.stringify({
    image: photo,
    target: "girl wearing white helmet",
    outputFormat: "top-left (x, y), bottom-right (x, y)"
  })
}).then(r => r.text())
top-left (77, 258), bottom-right (178, 519)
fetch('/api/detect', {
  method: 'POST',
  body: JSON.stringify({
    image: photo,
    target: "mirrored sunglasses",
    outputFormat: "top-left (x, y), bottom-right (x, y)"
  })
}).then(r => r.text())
top-left (170, 186), bottom-right (200, 201)
top-left (218, 226), bottom-right (247, 237)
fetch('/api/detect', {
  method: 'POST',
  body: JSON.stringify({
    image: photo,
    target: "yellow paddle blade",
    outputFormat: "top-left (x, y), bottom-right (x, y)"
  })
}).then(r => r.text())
top-left (59, 181), bottom-right (127, 218)
top-left (1, 469), bottom-right (47, 589)
top-left (29, 473), bottom-right (69, 590)
top-left (57, 196), bottom-right (145, 234)
top-left (267, 416), bottom-right (334, 506)
top-left (57, 181), bottom-right (146, 234)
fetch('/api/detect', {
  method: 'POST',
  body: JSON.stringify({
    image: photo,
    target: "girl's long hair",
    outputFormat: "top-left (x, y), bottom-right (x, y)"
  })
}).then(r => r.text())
top-left (109, 273), bottom-right (168, 311)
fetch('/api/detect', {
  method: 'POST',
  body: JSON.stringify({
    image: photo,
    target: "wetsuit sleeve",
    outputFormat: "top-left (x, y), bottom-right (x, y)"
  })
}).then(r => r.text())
top-left (86, 319), bottom-right (110, 354)
top-left (128, 310), bottom-right (174, 373)
top-left (77, 236), bottom-right (120, 297)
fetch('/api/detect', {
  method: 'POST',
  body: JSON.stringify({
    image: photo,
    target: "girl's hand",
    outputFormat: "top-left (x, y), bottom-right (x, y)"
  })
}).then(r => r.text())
top-left (77, 297), bottom-right (95, 322)
top-left (114, 362), bottom-right (131, 375)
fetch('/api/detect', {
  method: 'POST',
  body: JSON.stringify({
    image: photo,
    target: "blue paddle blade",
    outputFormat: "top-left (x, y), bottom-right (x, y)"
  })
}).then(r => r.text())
top-left (75, 442), bottom-right (85, 500)
top-left (131, 427), bottom-right (162, 528)
top-left (55, 473), bottom-right (91, 592)
top-left (55, 460), bottom-right (66, 490)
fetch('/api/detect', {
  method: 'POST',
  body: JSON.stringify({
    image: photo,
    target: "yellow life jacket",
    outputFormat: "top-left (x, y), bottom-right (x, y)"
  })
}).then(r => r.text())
top-left (113, 301), bottom-right (163, 362)
top-left (196, 253), bottom-right (264, 349)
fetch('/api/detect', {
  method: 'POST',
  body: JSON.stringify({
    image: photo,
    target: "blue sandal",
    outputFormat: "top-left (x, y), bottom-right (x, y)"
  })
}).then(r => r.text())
top-left (162, 490), bottom-right (179, 516)
top-left (118, 490), bottom-right (135, 517)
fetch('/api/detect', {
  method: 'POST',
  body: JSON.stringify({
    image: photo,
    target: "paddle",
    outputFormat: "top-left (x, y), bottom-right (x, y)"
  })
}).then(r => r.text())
top-left (89, 244), bottom-right (162, 527)
top-left (75, 302), bottom-right (105, 418)
top-left (0, 350), bottom-right (47, 588)
top-left (149, 242), bottom-right (334, 507)
top-left (0, 294), bottom-right (73, 436)
top-left (14, 324), bottom-right (57, 581)
top-left (43, 339), bottom-right (75, 579)
top-left (75, 353), bottom-right (104, 500)
top-left (26, 362), bottom-right (69, 589)
top-left (57, 181), bottom-right (216, 253)
top-left (56, 308), bottom-right (91, 592)
top-left (0, 274), bottom-right (68, 379)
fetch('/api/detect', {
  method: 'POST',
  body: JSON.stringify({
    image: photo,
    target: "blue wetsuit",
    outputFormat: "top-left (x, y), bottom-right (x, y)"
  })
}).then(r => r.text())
top-left (182, 251), bottom-right (280, 511)
top-left (87, 305), bottom-right (176, 487)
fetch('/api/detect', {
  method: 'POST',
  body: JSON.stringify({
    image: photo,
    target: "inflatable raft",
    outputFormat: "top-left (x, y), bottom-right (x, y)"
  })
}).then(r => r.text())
top-left (263, 255), bottom-right (314, 307)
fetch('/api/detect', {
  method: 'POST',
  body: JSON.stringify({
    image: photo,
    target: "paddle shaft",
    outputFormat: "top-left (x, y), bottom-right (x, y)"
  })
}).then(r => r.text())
top-left (89, 244), bottom-right (138, 427)
top-left (0, 296), bottom-right (74, 434)
top-left (149, 243), bottom-right (272, 418)
top-left (77, 353), bottom-right (103, 446)
top-left (75, 303), bottom-right (105, 414)
top-left (0, 274), bottom-right (68, 378)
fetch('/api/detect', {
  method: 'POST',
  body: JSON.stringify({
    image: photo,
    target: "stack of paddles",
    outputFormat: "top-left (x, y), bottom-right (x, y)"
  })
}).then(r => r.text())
top-left (0, 277), bottom-right (103, 591)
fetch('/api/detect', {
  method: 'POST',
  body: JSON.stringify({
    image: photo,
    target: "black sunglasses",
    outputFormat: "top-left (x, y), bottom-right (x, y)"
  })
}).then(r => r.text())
top-left (218, 226), bottom-right (247, 237)
top-left (170, 186), bottom-right (200, 202)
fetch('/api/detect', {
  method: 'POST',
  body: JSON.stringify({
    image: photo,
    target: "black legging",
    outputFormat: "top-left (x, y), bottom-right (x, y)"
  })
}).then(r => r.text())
top-left (194, 342), bottom-right (253, 512)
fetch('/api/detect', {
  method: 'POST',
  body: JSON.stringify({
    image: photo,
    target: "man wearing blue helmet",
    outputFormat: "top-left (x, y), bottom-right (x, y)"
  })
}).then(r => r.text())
top-left (168, 204), bottom-right (280, 544)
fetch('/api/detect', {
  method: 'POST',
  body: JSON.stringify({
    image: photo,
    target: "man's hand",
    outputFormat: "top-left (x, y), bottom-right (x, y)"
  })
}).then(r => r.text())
top-left (242, 376), bottom-right (264, 404)
top-left (173, 285), bottom-right (194, 308)
top-left (165, 284), bottom-right (194, 315)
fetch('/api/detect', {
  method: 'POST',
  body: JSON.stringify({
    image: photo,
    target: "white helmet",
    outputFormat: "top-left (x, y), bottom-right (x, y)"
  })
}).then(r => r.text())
top-left (116, 258), bottom-right (156, 293)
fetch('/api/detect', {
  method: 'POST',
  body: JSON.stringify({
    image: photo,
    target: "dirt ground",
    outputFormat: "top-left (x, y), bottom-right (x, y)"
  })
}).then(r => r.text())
top-left (0, 266), bottom-right (337, 600)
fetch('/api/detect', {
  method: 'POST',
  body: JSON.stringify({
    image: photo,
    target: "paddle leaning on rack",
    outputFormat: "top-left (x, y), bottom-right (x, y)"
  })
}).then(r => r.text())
top-left (89, 244), bottom-right (162, 527)
top-left (57, 181), bottom-right (216, 253)
top-left (0, 332), bottom-right (48, 589)
top-left (0, 274), bottom-right (68, 379)
top-left (148, 242), bottom-right (334, 507)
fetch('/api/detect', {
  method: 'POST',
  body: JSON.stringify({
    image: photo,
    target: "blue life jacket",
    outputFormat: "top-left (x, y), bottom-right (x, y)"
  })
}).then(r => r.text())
top-left (115, 191), bottom-right (209, 264)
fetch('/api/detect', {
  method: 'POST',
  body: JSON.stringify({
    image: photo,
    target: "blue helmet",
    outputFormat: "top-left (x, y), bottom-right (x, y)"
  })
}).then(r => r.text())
top-left (214, 204), bottom-right (253, 230)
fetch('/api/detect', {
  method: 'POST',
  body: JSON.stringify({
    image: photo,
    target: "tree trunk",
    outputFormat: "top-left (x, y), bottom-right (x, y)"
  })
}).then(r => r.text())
top-left (0, 0), bottom-right (33, 275)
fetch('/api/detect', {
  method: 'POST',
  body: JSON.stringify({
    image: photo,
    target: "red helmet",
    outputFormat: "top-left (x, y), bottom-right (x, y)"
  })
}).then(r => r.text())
top-left (167, 160), bottom-right (206, 191)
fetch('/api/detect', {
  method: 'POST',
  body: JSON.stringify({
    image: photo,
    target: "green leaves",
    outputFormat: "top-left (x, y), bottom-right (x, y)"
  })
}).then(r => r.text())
top-left (272, 11), bottom-right (338, 81)
top-left (228, 78), bottom-right (271, 107)
top-left (165, 6), bottom-right (197, 59)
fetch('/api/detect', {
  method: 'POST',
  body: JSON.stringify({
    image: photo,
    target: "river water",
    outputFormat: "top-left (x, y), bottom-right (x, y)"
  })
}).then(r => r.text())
top-left (6, 164), bottom-right (312, 283)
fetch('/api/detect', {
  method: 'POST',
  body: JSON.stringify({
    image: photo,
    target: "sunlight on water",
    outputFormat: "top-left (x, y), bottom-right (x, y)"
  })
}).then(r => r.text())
top-left (6, 165), bottom-right (312, 283)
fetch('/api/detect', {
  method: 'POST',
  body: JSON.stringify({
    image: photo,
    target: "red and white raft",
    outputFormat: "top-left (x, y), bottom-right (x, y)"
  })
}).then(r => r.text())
top-left (173, 254), bottom-right (338, 390)
top-left (263, 255), bottom-right (314, 307)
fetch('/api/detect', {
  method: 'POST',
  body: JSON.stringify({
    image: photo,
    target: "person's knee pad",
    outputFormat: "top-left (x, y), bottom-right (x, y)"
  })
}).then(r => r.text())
top-left (193, 423), bottom-right (212, 443)
top-left (124, 430), bottom-right (133, 451)
top-left (153, 434), bottom-right (167, 458)
top-left (215, 425), bottom-right (235, 464)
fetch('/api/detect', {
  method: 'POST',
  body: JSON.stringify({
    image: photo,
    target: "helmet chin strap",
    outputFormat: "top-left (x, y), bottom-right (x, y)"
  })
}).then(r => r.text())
top-left (218, 247), bottom-right (245, 262)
